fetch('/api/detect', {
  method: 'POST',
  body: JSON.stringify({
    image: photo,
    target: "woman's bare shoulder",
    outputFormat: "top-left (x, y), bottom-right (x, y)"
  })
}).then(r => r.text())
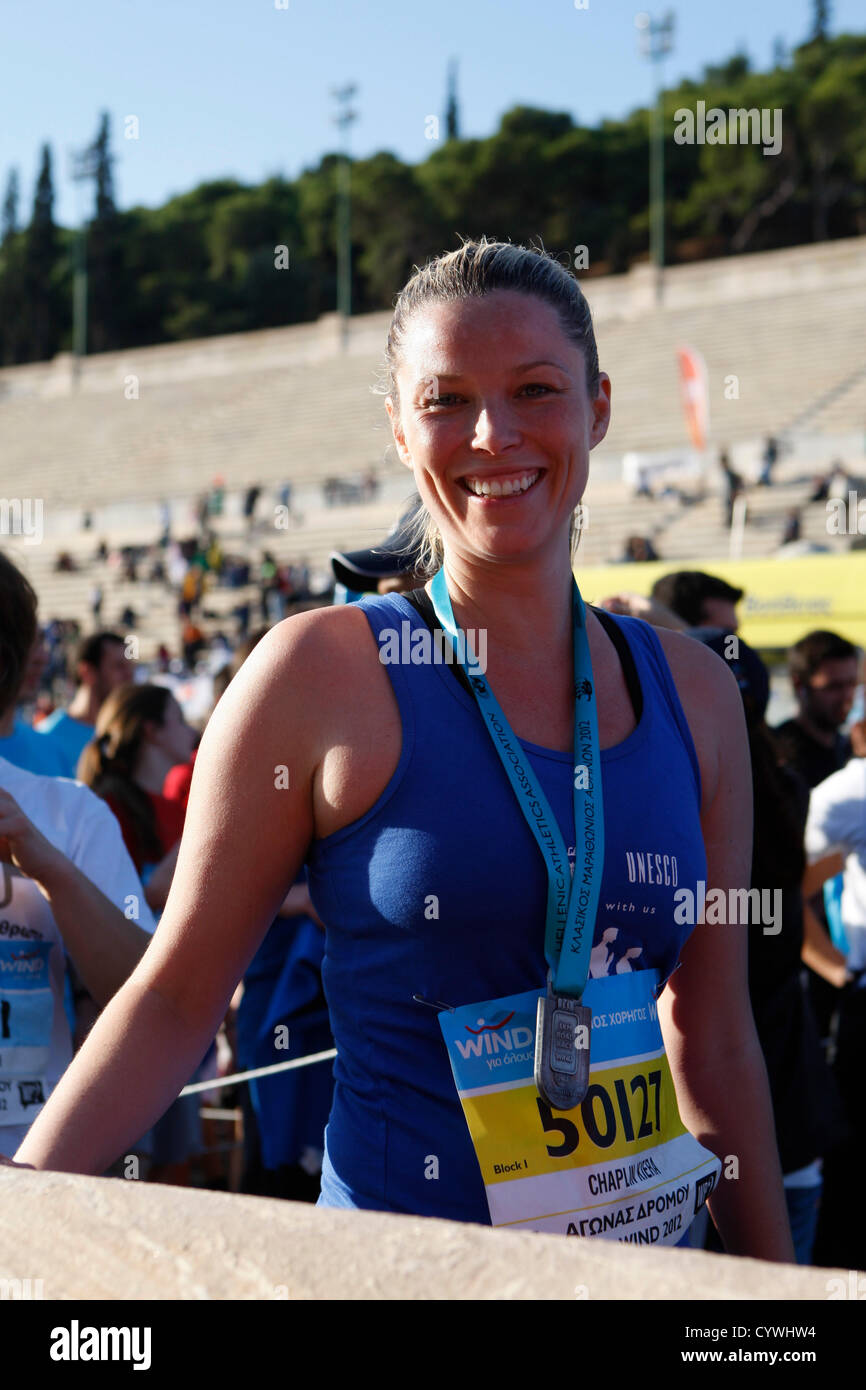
top-left (231, 603), bottom-right (380, 707)
top-left (652, 625), bottom-right (741, 701)
top-left (209, 601), bottom-right (397, 791)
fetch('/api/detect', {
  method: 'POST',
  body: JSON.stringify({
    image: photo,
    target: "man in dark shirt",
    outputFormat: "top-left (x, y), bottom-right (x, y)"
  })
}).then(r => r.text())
top-left (774, 630), bottom-right (860, 789)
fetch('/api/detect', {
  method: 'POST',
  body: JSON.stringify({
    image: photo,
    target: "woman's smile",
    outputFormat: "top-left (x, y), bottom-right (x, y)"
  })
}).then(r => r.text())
top-left (459, 468), bottom-right (543, 498)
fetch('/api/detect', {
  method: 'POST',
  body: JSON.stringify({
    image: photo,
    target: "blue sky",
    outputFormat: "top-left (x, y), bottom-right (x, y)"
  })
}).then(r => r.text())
top-left (2, 0), bottom-right (862, 227)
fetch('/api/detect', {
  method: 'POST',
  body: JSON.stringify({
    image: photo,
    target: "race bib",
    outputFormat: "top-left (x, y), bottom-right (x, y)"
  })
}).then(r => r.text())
top-left (440, 969), bottom-right (721, 1244)
top-left (0, 938), bottom-right (53, 1127)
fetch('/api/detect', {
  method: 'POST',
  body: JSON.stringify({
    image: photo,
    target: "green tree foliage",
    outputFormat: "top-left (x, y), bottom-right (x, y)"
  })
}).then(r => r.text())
top-left (0, 170), bottom-right (25, 365)
top-left (19, 145), bottom-right (68, 363)
top-left (445, 59), bottom-right (460, 141)
top-left (812, 0), bottom-right (831, 43)
top-left (2, 169), bottom-right (19, 244)
top-left (1, 32), bottom-right (865, 365)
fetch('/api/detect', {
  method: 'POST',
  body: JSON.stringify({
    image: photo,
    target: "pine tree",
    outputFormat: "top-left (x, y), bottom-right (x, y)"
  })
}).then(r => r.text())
top-left (812, 0), bottom-right (831, 41)
top-left (445, 59), bottom-right (459, 141)
top-left (92, 110), bottom-right (116, 220)
top-left (23, 144), bottom-right (64, 362)
top-left (2, 169), bottom-right (19, 244)
top-left (31, 144), bottom-right (56, 235)
top-left (0, 169), bottom-right (25, 364)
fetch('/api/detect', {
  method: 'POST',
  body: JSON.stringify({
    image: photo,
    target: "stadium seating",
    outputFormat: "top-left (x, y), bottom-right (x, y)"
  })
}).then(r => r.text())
top-left (1, 235), bottom-right (864, 656)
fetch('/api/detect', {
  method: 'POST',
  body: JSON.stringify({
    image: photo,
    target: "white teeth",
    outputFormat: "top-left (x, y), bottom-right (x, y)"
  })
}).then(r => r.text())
top-left (464, 470), bottom-right (539, 496)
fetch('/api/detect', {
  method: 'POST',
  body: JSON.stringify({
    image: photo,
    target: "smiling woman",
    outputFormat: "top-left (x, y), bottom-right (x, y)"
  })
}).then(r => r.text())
top-left (14, 239), bottom-right (794, 1263)
top-left (381, 240), bottom-right (605, 578)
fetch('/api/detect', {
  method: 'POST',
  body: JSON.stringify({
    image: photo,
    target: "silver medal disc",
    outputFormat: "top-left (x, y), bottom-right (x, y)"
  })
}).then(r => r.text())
top-left (535, 987), bottom-right (591, 1110)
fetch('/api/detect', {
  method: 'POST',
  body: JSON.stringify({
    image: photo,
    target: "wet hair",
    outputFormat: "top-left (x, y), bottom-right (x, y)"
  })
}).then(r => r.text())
top-left (0, 552), bottom-right (38, 718)
top-left (382, 238), bottom-right (601, 576)
top-left (78, 683), bottom-right (173, 866)
top-left (651, 571), bottom-right (743, 628)
top-left (788, 630), bottom-right (858, 686)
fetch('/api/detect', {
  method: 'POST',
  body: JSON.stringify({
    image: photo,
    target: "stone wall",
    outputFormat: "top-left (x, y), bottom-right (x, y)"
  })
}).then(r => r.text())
top-left (0, 1170), bottom-right (854, 1300)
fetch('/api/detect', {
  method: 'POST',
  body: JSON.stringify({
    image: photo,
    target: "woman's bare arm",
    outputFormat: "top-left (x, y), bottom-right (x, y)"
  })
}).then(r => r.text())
top-left (16, 611), bottom-right (335, 1173)
top-left (655, 631), bottom-right (795, 1262)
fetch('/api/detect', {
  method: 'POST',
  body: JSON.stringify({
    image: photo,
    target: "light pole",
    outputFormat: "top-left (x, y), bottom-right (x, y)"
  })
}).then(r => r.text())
top-left (69, 143), bottom-right (100, 378)
top-left (635, 10), bottom-right (675, 303)
top-left (331, 84), bottom-right (358, 351)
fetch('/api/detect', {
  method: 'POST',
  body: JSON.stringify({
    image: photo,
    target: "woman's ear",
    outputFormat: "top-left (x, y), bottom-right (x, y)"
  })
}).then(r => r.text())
top-left (385, 396), bottom-right (413, 472)
top-left (589, 373), bottom-right (612, 449)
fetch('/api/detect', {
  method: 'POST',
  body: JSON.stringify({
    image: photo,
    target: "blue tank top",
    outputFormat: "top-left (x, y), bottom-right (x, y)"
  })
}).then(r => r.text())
top-left (308, 593), bottom-right (706, 1223)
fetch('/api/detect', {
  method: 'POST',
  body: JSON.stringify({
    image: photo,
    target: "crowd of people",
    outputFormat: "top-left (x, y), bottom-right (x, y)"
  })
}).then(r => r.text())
top-left (601, 571), bottom-right (865, 1266)
top-left (0, 577), bottom-right (333, 1196)
top-left (1, 240), bottom-right (864, 1274)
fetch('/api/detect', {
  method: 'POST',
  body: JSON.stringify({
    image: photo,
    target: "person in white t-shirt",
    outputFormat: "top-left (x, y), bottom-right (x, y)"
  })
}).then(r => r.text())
top-left (805, 757), bottom-right (866, 973)
top-left (804, 753), bottom-right (866, 1268)
top-left (0, 555), bottom-right (155, 1156)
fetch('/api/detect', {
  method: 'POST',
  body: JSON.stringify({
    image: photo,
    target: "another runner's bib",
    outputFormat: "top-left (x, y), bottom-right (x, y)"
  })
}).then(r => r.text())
top-left (440, 969), bottom-right (721, 1243)
top-left (0, 864), bottom-right (61, 1130)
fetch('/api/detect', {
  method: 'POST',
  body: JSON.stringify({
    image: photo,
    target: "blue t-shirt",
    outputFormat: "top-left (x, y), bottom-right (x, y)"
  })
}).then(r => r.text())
top-left (308, 595), bottom-right (706, 1224)
top-left (0, 718), bottom-right (68, 777)
top-left (34, 711), bottom-right (95, 779)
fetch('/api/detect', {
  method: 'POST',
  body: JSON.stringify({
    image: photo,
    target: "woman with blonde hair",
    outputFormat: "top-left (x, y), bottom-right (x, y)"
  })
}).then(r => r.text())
top-left (16, 239), bottom-right (793, 1259)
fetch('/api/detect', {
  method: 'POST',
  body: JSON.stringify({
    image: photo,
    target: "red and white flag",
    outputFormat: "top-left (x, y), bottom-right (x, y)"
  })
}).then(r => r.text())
top-left (676, 346), bottom-right (709, 451)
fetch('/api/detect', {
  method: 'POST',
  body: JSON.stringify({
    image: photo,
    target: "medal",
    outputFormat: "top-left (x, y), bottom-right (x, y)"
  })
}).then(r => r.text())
top-left (535, 979), bottom-right (591, 1110)
top-left (429, 567), bottom-right (603, 1112)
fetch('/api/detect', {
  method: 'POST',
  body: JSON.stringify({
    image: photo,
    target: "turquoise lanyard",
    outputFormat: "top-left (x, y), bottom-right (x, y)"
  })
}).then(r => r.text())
top-left (429, 567), bottom-right (605, 1001)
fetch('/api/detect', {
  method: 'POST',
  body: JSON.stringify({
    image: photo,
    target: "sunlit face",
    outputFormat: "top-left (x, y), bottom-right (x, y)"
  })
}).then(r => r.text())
top-left (148, 696), bottom-right (196, 766)
top-left (385, 291), bottom-right (611, 569)
top-left (797, 657), bottom-right (859, 733)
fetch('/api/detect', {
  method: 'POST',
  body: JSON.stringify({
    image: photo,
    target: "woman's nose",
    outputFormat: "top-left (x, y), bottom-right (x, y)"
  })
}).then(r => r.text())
top-left (471, 403), bottom-right (522, 453)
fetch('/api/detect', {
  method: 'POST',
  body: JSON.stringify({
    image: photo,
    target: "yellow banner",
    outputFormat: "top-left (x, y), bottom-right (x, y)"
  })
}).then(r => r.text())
top-left (575, 552), bottom-right (866, 650)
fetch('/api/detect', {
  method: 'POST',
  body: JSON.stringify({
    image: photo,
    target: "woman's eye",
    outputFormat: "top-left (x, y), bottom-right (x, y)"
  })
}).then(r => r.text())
top-left (422, 393), bottom-right (461, 408)
top-left (520, 382), bottom-right (555, 397)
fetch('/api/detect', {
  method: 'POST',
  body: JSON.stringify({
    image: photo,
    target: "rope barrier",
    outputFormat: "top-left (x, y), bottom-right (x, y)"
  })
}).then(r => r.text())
top-left (179, 1048), bottom-right (337, 1097)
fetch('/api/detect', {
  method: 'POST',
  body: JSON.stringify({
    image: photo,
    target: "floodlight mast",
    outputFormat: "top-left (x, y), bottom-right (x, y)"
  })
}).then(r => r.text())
top-left (69, 145), bottom-right (100, 376)
top-left (332, 84), bottom-right (358, 351)
top-left (635, 10), bottom-right (675, 303)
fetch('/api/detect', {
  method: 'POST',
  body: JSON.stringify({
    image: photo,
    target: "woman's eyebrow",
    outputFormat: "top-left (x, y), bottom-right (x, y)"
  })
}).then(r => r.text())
top-left (415, 359), bottom-right (569, 387)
